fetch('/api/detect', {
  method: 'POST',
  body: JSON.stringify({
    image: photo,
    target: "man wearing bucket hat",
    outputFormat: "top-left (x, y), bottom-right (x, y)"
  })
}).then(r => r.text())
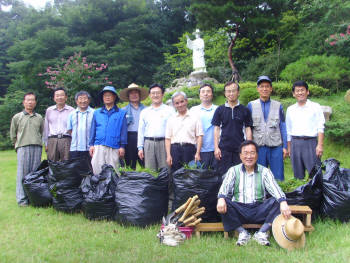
top-left (247, 76), bottom-right (288, 181)
top-left (89, 86), bottom-right (127, 175)
top-left (272, 215), bottom-right (305, 250)
top-left (120, 83), bottom-right (148, 169)
top-left (217, 140), bottom-right (291, 246)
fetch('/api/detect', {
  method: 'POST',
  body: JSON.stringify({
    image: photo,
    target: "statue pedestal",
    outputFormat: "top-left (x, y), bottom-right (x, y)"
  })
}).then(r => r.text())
top-left (167, 72), bottom-right (218, 92)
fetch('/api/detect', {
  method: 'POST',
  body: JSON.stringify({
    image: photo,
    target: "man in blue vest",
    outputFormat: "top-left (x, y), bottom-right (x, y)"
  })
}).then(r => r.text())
top-left (89, 86), bottom-right (127, 175)
top-left (247, 76), bottom-right (288, 181)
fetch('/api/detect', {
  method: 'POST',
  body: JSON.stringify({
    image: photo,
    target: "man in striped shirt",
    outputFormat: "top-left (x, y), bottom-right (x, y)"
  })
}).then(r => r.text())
top-left (217, 140), bottom-right (291, 246)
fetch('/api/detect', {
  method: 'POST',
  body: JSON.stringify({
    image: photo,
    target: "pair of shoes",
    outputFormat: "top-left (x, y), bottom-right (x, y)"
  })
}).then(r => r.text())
top-left (236, 231), bottom-right (251, 246)
top-left (253, 231), bottom-right (270, 246)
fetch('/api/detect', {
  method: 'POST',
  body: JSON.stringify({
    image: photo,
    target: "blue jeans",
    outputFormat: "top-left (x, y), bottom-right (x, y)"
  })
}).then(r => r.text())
top-left (257, 145), bottom-right (284, 181)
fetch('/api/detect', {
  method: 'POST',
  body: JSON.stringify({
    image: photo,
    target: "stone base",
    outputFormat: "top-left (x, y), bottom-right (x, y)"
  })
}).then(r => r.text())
top-left (320, 105), bottom-right (332, 122)
top-left (345, 89), bottom-right (350, 104)
top-left (166, 73), bottom-right (219, 92)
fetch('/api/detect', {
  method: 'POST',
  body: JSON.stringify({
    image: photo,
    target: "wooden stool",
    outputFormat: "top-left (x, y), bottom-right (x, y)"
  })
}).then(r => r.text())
top-left (194, 205), bottom-right (314, 239)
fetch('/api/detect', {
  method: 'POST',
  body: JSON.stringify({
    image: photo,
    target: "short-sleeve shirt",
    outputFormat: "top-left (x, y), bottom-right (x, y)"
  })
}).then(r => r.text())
top-left (211, 102), bottom-right (253, 152)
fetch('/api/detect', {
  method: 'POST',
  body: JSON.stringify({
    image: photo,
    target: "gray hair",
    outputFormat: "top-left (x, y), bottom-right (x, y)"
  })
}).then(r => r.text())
top-left (171, 91), bottom-right (187, 103)
top-left (75, 91), bottom-right (91, 101)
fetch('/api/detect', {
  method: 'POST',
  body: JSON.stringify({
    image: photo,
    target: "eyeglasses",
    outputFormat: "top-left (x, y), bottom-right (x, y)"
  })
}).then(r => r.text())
top-left (241, 151), bottom-right (257, 157)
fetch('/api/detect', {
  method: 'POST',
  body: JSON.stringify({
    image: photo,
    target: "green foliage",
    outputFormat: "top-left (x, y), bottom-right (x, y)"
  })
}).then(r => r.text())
top-left (278, 177), bottom-right (309, 193)
top-left (119, 166), bottom-right (159, 177)
top-left (280, 55), bottom-right (350, 92)
top-left (239, 88), bottom-right (259, 106)
top-left (272, 82), bottom-right (328, 98)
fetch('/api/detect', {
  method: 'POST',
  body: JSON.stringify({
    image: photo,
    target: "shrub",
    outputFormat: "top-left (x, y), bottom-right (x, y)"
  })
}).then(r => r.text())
top-left (280, 55), bottom-right (350, 92)
top-left (272, 82), bottom-right (328, 98)
top-left (239, 88), bottom-right (259, 105)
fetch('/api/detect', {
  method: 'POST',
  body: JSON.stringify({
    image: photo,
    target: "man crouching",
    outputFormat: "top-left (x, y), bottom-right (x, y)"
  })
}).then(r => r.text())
top-left (217, 140), bottom-right (291, 246)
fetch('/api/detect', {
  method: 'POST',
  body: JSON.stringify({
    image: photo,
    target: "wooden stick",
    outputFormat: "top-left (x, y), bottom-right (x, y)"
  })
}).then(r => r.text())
top-left (187, 218), bottom-right (202, 227)
top-left (192, 206), bottom-right (205, 215)
top-left (188, 200), bottom-right (201, 215)
top-left (175, 197), bottom-right (192, 214)
top-left (192, 209), bottom-right (205, 218)
top-left (179, 195), bottom-right (198, 222)
top-left (183, 215), bottom-right (196, 225)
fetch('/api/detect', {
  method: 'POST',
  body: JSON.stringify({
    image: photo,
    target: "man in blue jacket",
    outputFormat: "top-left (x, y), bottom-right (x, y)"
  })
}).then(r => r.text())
top-left (89, 86), bottom-right (127, 175)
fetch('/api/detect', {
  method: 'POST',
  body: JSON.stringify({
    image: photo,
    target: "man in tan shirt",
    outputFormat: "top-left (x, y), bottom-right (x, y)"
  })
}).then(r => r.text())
top-left (165, 91), bottom-right (203, 173)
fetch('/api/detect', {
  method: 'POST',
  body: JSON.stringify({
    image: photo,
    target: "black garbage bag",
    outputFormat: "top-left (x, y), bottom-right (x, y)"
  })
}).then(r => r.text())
top-left (286, 162), bottom-right (323, 215)
top-left (115, 168), bottom-right (169, 227)
top-left (23, 160), bottom-right (52, 207)
top-left (172, 167), bottom-right (222, 222)
top-left (320, 158), bottom-right (350, 222)
top-left (48, 158), bottom-right (92, 213)
top-left (81, 164), bottom-right (119, 220)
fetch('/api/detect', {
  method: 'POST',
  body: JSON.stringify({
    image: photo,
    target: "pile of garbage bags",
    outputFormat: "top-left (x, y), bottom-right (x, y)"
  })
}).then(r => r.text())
top-left (287, 158), bottom-right (350, 222)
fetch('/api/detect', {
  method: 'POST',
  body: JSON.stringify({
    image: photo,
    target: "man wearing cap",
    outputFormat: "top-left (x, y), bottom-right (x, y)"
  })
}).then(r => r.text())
top-left (89, 86), bottom-right (127, 175)
top-left (120, 83), bottom-right (147, 169)
top-left (10, 92), bottom-right (44, 206)
top-left (286, 80), bottom-right (325, 179)
top-left (138, 84), bottom-right (175, 171)
top-left (190, 84), bottom-right (218, 169)
top-left (217, 140), bottom-right (291, 246)
top-left (67, 91), bottom-right (94, 161)
top-left (165, 91), bottom-right (203, 173)
top-left (212, 81), bottom-right (253, 176)
top-left (43, 87), bottom-right (74, 161)
top-left (247, 76), bottom-right (288, 181)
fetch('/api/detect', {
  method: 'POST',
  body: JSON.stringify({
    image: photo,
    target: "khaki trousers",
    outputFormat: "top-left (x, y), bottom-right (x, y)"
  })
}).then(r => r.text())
top-left (47, 137), bottom-right (71, 162)
top-left (91, 145), bottom-right (119, 175)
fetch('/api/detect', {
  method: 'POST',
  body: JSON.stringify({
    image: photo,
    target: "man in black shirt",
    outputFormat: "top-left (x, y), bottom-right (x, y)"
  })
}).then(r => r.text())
top-left (212, 81), bottom-right (253, 175)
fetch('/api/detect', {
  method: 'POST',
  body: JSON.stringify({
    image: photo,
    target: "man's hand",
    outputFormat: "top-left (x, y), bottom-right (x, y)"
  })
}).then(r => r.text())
top-left (138, 149), bottom-right (144, 160)
top-left (217, 198), bottom-right (227, 214)
top-left (194, 152), bottom-right (201, 162)
top-left (89, 146), bottom-right (95, 157)
top-left (280, 201), bottom-right (291, 219)
top-left (316, 144), bottom-right (323, 158)
top-left (45, 146), bottom-right (48, 152)
top-left (166, 155), bottom-right (172, 167)
top-left (214, 147), bottom-right (222, 160)
top-left (283, 148), bottom-right (288, 159)
top-left (118, 147), bottom-right (125, 159)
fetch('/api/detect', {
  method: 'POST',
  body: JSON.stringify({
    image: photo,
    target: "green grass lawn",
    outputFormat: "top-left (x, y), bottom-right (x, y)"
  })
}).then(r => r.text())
top-left (1, 146), bottom-right (350, 263)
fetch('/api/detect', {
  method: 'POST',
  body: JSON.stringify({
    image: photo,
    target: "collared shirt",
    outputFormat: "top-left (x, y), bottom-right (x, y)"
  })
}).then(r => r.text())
top-left (67, 106), bottom-right (94, 151)
top-left (218, 163), bottom-right (286, 203)
top-left (137, 104), bottom-right (175, 149)
top-left (211, 101), bottom-right (253, 152)
top-left (190, 104), bottom-right (218, 152)
top-left (247, 99), bottom-right (287, 149)
top-left (43, 104), bottom-right (74, 145)
top-left (165, 109), bottom-right (203, 145)
top-left (89, 105), bottom-right (127, 149)
top-left (10, 111), bottom-right (44, 150)
top-left (122, 103), bottom-right (145, 132)
top-left (286, 99), bottom-right (325, 141)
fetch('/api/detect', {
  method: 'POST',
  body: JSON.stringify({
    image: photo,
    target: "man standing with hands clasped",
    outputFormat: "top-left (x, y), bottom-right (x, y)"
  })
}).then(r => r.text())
top-left (286, 80), bottom-right (325, 179)
top-left (217, 140), bottom-right (291, 246)
top-left (165, 91), bottom-right (203, 173)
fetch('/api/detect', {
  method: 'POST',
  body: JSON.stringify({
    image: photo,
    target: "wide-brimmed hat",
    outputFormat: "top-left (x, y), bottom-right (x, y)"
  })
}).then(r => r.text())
top-left (272, 215), bottom-right (306, 250)
top-left (119, 83), bottom-right (148, 102)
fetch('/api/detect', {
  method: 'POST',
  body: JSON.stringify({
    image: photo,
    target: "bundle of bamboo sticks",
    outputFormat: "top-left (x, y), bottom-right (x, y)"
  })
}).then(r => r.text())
top-left (171, 195), bottom-right (205, 227)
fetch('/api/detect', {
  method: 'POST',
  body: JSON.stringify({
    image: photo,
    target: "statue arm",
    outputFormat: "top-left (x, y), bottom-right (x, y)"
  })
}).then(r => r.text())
top-left (186, 36), bottom-right (193, 50)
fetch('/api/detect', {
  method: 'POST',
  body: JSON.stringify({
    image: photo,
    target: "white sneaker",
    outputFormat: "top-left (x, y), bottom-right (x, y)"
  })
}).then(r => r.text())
top-left (236, 231), bottom-right (251, 246)
top-left (253, 231), bottom-right (270, 246)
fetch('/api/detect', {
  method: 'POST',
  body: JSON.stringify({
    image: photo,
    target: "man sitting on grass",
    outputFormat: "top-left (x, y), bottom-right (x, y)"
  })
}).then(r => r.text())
top-left (217, 140), bottom-right (291, 246)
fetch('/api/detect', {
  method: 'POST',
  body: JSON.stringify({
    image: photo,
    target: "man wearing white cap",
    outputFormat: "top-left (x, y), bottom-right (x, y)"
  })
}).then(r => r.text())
top-left (120, 83), bottom-right (148, 169)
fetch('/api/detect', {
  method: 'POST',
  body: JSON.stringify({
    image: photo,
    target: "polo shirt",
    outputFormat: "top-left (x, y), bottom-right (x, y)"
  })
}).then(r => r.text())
top-left (211, 102), bottom-right (253, 152)
top-left (190, 104), bottom-right (218, 152)
top-left (10, 111), bottom-right (44, 150)
top-left (67, 106), bottom-right (94, 151)
top-left (165, 109), bottom-right (203, 145)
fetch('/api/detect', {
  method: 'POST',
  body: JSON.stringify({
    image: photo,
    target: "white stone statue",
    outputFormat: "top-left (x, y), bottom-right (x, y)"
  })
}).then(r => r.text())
top-left (186, 29), bottom-right (206, 73)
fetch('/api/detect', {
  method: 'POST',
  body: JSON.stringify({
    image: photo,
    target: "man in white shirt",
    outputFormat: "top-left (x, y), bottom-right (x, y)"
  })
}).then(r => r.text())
top-left (165, 91), bottom-right (203, 173)
top-left (190, 84), bottom-right (217, 169)
top-left (286, 80), bottom-right (325, 179)
top-left (138, 84), bottom-right (175, 171)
